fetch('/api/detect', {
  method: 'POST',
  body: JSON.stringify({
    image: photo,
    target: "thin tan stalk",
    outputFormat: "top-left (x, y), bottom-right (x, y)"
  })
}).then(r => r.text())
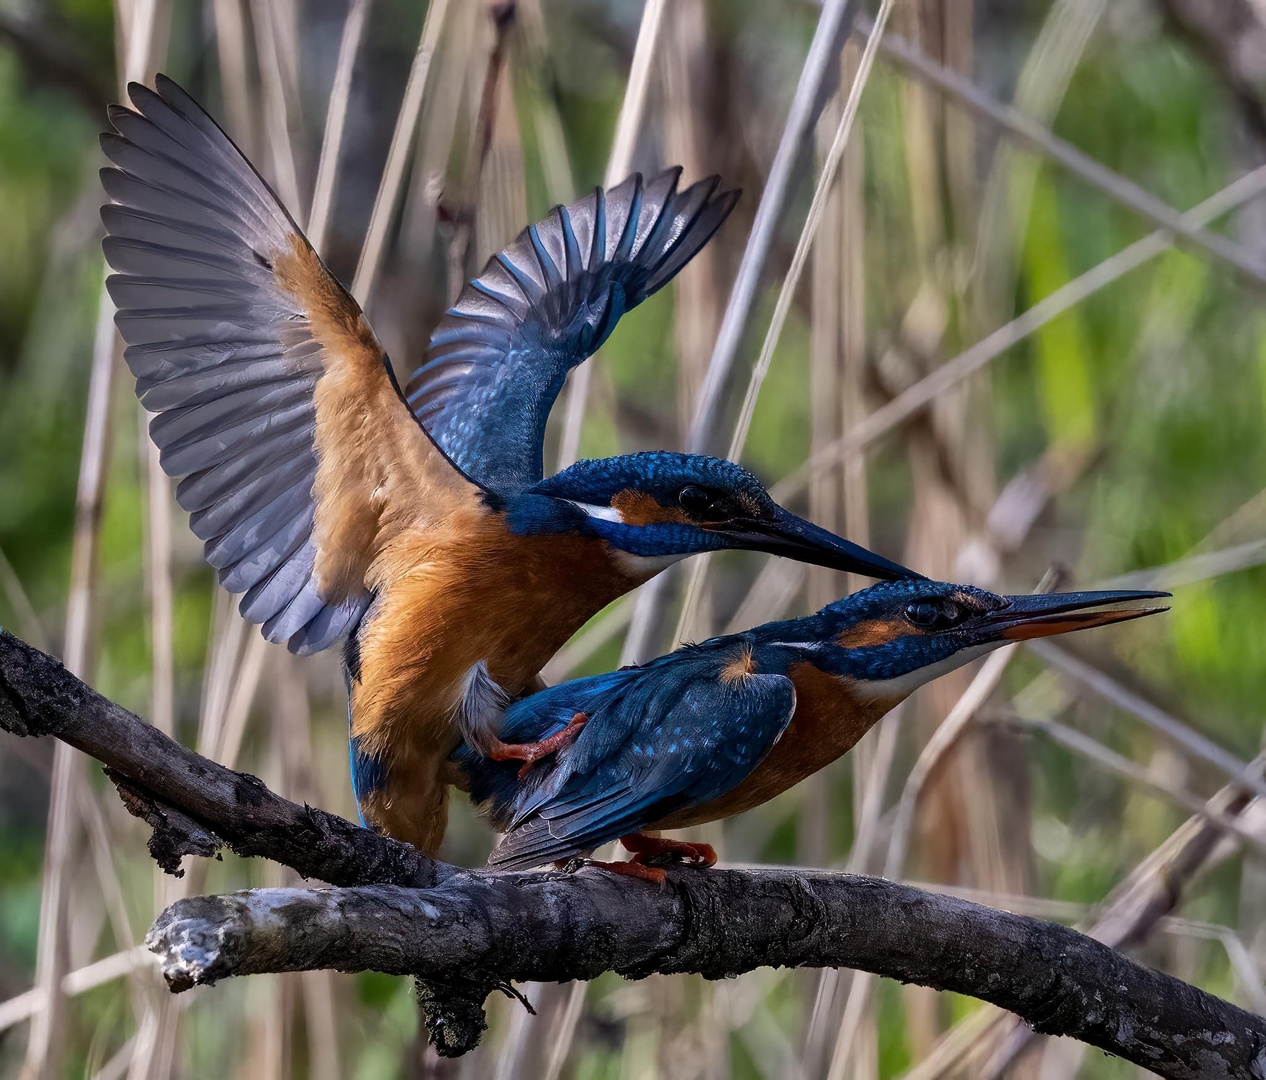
top-left (862, 16), bottom-right (1266, 284)
top-left (90, 1036), bottom-right (137, 1080)
top-left (1031, 640), bottom-right (1266, 798)
top-left (308, 0), bottom-right (372, 255)
top-left (972, 0), bottom-right (1108, 326)
top-left (250, 0), bottom-right (304, 216)
top-left (1094, 536), bottom-right (1266, 591)
top-left (673, 0), bottom-right (895, 648)
top-left (622, 0), bottom-right (859, 665)
top-left (0, 545), bottom-right (47, 649)
top-left (776, 164), bottom-right (1266, 502)
top-left (142, 437), bottom-right (174, 740)
top-left (352, 0), bottom-right (451, 304)
top-left (540, 979), bottom-right (588, 1080)
top-left (0, 948), bottom-right (154, 1034)
top-left (661, 0), bottom-right (717, 434)
top-left (212, 0), bottom-right (256, 158)
top-left (555, 0), bottom-right (668, 472)
top-left (686, 0), bottom-right (858, 455)
top-left (22, 290), bottom-right (122, 1080)
top-left (1012, 715), bottom-right (1266, 855)
top-left (518, 0), bottom-right (576, 203)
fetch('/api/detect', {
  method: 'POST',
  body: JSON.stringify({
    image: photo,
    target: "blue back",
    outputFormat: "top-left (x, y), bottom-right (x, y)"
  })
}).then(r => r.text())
top-left (454, 638), bottom-right (797, 870)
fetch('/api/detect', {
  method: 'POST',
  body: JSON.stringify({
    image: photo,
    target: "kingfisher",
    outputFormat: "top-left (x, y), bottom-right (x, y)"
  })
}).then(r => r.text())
top-left (455, 580), bottom-right (1168, 881)
top-left (99, 77), bottom-right (918, 854)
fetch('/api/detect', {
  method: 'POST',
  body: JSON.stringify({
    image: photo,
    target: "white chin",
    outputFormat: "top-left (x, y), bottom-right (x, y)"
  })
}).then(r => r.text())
top-left (852, 640), bottom-right (1006, 700)
top-left (611, 550), bottom-right (688, 579)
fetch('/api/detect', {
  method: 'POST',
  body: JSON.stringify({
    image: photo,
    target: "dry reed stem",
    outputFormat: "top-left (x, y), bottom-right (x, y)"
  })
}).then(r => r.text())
top-left (555, 0), bottom-right (668, 473)
top-left (1012, 715), bottom-right (1266, 853)
top-left (978, 755), bottom-right (1266, 1076)
top-left (1032, 640), bottom-right (1266, 797)
top-left (0, 545), bottom-right (47, 649)
top-left (0, 948), bottom-right (154, 1033)
top-left (972, 0), bottom-right (1108, 328)
top-left (623, 0), bottom-right (859, 665)
top-left (22, 2), bottom-right (172, 1050)
top-left (307, 0), bottom-right (371, 255)
top-left (777, 164), bottom-right (1266, 500)
top-left (352, 0), bottom-right (450, 304)
top-left (672, 0), bottom-right (894, 649)
top-left (686, 0), bottom-right (857, 456)
top-left (142, 437), bottom-right (173, 740)
top-left (518, 0), bottom-right (575, 203)
top-left (23, 296), bottom-right (126, 1080)
top-left (862, 16), bottom-right (1266, 284)
top-left (249, 0), bottom-right (303, 216)
top-left (212, 0), bottom-right (255, 155)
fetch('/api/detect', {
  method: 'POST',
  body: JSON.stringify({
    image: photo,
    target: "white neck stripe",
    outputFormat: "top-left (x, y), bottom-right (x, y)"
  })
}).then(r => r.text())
top-left (566, 499), bottom-right (624, 524)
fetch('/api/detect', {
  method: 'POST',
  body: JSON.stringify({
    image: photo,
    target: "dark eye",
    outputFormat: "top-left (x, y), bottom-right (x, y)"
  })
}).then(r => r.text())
top-left (905, 600), bottom-right (964, 630)
top-left (678, 484), bottom-right (718, 518)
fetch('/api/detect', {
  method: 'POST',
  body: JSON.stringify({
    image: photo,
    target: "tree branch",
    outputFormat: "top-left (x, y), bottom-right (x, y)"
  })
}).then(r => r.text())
top-left (0, 629), bottom-right (446, 889)
top-left (3, 628), bottom-right (1265, 1076)
top-left (147, 874), bottom-right (1266, 1079)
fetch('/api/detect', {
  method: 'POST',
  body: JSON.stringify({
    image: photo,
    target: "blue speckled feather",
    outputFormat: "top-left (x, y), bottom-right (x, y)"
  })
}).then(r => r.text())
top-left (405, 169), bottom-right (739, 493)
top-left (456, 643), bottom-right (796, 871)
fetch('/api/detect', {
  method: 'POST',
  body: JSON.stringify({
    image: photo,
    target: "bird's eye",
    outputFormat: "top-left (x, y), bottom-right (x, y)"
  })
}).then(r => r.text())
top-left (905, 600), bottom-right (964, 631)
top-left (678, 484), bottom-right (718, 518)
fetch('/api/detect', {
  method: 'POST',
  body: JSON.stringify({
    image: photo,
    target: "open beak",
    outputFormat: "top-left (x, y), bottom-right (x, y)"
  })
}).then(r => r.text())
top-left (728, 509), bottom-right (924, 582)
top-left (981, 589), bottom-right (1170, 642)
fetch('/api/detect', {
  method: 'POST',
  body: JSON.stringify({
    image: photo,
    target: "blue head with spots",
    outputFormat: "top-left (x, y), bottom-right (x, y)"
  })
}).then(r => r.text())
top-left (761, 579), bottom-right (1169, 695)
top-left (509, 451), bottom-right (917, 580)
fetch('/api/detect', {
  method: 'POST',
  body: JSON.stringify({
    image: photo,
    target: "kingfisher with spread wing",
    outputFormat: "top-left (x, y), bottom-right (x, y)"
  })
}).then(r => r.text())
top-left (100, 78), bottom-right (919, 853)
top-left (457, 580), bottom-right (1168, 880)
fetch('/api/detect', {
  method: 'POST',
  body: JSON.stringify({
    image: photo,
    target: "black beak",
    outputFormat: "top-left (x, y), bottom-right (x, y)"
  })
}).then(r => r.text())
top-left (727, 509), bottom-right (923, 582)
top-left (977, 589), bottom-right (1170, 643)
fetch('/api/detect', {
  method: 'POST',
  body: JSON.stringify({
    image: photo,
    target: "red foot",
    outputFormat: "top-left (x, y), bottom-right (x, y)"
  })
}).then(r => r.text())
top-left (588, 859), bottom-right (668, 885)
top-left (487, 712), bottom-right (588, 779)
top-left (620, 832), bottom-right (717, 868)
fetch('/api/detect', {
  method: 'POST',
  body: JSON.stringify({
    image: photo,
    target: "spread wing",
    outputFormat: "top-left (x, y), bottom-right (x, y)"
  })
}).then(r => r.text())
top-left (405, 169), bottom-right (739, 493)
top-left (482, 656), bottom-right (795, 871)
top-left (101, 76), bottom-right (477, 654)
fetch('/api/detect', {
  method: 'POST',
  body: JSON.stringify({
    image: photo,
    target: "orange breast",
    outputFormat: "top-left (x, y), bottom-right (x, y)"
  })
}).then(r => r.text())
top-left (650, 662), bottom-right (902, 831)
top-left (348, 508), bottom-right (639, 851)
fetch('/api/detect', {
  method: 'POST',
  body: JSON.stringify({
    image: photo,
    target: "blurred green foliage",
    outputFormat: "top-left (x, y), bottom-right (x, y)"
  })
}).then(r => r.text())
top-left (1, 1), bottom-right (1264, 1077)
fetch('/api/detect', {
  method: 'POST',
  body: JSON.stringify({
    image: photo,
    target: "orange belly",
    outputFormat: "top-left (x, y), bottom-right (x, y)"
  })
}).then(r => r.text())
top-left (651, 662), bottom-right (903, 831)
top-left (350, 509), bottom-right (639, 852)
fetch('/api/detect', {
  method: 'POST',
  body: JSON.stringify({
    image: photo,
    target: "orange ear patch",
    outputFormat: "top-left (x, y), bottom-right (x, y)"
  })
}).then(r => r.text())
top-left (720, 645), bottom-right (757, 684)
top-left (610, 489), bottom-right (689, 526)
top-left (836, 617), bottom-right (911, 649)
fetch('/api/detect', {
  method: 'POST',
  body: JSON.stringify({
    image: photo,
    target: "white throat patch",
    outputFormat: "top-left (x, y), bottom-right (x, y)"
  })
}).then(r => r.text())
top-left (611, 549), bottom-right (688, 579)
top-left (564, 499), bottom-right (689, 578)
top-left (565, 499), bottom-right (624, 523)
top-left (851, 640), bottom-right (1004, 701)
top-left (453, 660), bottom-right (510, 754)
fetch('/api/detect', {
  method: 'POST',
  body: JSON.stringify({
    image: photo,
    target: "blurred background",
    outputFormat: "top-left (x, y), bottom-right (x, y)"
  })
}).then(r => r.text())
top-left (1, 0), bottom-right (1265, 1076)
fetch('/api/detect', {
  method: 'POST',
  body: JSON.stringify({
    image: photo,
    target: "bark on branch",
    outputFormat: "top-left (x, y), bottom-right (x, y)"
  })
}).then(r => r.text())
top-left (0, 629), bottom-right (445, 889)
top-left (3, 629), bottom-right (1266, 1077)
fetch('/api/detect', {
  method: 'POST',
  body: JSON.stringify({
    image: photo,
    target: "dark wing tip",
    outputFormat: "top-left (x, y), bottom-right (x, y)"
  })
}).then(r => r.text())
top-left (105, 103), bottom-right (134, 130)
top-left (125, 81), bottom-right (152, 111)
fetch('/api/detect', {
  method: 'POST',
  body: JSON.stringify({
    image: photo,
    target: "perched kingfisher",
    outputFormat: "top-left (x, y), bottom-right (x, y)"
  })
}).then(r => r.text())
top-left (99, 78), bottom-right (918, 853)
top-left (455, 580), bottom-right (1168, 881)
